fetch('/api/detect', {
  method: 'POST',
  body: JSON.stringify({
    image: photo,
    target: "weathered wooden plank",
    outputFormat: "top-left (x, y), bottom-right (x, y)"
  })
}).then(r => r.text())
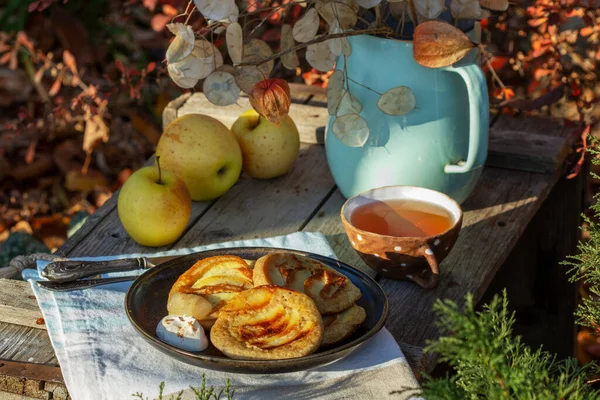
top-left (0, 360), bottom-right (63, 384)
top-left (59, 197), bottom-right (215, 257)
top-left (0, 322), bottom-right (58, 366)
top-left (479, 171), bottom-right (583, 359)
top-left (174, 143), bottom-right (336, 247)
top-left (493, 114), bottom-right (577, 138)
top-left (63, 144), bottom-right (334, 255)
top-left (175, 93), bottom-right (328, 145)
top-left (381, 167), bottom-right (557, 350)
top-left (162, 92), bottom-right (192, 130)
top-left (162, 84), bottom-right (322, 135)
top-left (0, 280), bottom-right (44, 330)
top-left (487, 127), bottom-right (572, 173)
top-left (302, 189), bottom-right (376, 279)
top-left (289, 82), bottom-right (329, 99)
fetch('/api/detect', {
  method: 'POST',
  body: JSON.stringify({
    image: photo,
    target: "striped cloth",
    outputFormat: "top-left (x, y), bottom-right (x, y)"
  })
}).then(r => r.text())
top-left (23, 232), bottom-right (421, 400)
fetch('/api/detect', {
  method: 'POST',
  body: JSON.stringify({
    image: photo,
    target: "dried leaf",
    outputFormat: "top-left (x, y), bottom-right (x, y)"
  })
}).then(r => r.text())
top-left (328, 20), bottom-right (349, 57)
top-left (377, 86), bottom-right (416, 116)
top-left (62, 50), bottom-right (77, 76)
top-left (168, 40), bottom-right (223, 88)
top-left (151, 13), bottom-right (172, 32)
top-left (337, 91), bottom-right (362, 116)
top-left (389, 1), bottom-right (410, 20)
top-left (358, 0), bottom-right (382, 7)
top-left (165, 23), bottom-right (195, 64)
top-left (242, 38), bottom-right (274, 78)
top-left (228, 5), bottom-right (239, 23)
top-left (306, 41), bottom-right (337, 72)
top-left (414, 0), bottom-right (445, 19)
top-left (234, 38), bottom-right (273, 94)
top-left (332, 114), bottom-right (370, 147)
top-left (193, 0), bottom-right (238, 21)
top-left (65, 169), bottom-right (108, 192)
top-left (413, 21), bottom-right (476, 68)
top-left (327, 70), bottom-right (345, 116)
top-left (479, 0), bottom-right (508, 11)
top-left (143, 0), bottom-right (157, 11)
top-left (48, 72), bottom-right (63, 96)
top-left (83, 112), bottom-right (109, 154)
top-left (342, 37), bottom-right (352, 56)
top-left (226, 22), bottom-right (243, 65)
top-left (450, 0), bottom-right (484, 19)
top-left (292, 8), bottom-right (320, 43)
top-left (316, 0), bottom-right (358, 29)
top-left (234, 66), bottom-right (264, 94)
top-left (281, 24), bottom-right (300, 69)
top-left (25, 140), bottom-right (36, 164)
top-left (203, 70), bottom-right (240, 106)
top-left (249, 78), bottom-right (291, 125)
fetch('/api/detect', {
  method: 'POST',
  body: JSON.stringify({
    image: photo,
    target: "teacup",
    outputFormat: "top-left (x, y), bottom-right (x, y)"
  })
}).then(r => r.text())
top-left (341, 186), bottom-right (463, 289)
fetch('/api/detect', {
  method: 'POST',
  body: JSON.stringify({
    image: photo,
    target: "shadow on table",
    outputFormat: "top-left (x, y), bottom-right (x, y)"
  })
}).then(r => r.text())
top-left (172, 368), bottom-right (421, 400)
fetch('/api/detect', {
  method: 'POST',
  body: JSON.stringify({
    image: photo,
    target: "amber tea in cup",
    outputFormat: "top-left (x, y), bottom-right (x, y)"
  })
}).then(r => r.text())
top-left (341, 186), bottom-right (463, 289)
top-left (350, 199), bottom-right (453, 238)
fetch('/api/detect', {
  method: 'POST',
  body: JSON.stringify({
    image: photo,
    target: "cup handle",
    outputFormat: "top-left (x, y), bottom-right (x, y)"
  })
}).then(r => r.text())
top-left (442, 63), bottom-right (489, 174)
top-left (413, 245), bottom-right (440, 289)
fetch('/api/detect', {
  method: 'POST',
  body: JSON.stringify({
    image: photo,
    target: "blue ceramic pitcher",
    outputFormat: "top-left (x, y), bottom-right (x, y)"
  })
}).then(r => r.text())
top-left (325, 35), bottom-right (489, 204)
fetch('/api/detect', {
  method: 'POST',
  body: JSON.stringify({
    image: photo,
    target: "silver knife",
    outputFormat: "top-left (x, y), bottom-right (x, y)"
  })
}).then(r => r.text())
top-left (37, 276), bottom-right (138, 291)
top-left (41, 255), bottom-right (178, 283)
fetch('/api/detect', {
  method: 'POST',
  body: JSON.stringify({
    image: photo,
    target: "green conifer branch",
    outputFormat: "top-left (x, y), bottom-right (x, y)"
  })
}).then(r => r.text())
top-left (419, 291), bottom-right (600, 399)
top-left (564, 137), bottom-right (600, 329)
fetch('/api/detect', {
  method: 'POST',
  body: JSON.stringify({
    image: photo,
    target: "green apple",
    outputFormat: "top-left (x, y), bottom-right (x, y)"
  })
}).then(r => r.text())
top-left (231, 109), bottom-right (300, 179)
top-left (117, 158), bottom-right (191, 247)
top-left (155, 114), bottom-right (242, 201)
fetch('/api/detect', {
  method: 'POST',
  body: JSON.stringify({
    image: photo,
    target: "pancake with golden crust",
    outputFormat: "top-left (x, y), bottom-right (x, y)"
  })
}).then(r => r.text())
top-left (168, 255), bottom-right (253, 329)
top-left (211, 286), bottom-right (323, 360)
top-left (321, 304), bottom-right (366, 347)
top-left (252, 253), bottom-right (361, 315)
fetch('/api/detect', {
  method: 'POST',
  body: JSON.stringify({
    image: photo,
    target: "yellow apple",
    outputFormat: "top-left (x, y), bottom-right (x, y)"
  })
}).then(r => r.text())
top-left (117, 159), bottom-right (191, 247)
top-left (231, 109), bottom-right (300, 179)
top-left (155, 114), bottom-right (242, 201)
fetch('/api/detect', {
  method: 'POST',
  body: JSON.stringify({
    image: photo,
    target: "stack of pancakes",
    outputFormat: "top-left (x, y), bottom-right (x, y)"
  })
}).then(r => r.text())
top-left (167, 253), bottom-right (367, 360)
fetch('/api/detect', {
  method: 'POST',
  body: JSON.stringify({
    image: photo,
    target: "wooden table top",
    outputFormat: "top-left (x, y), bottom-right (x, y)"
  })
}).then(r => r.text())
top-left (0, 84), bottom-right (577, 396)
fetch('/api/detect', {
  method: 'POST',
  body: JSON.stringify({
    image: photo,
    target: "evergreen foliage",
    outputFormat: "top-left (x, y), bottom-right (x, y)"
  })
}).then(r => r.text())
top-left (420, 291), bottom-right (600, 399)
top-left (565, 141), bottom-right (600, 329)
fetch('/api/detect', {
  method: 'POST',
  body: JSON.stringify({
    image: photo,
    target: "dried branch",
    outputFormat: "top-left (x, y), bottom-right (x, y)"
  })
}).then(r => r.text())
top-left (407, 0), bottom-right (418, 27)
top-left (486, 58), bottom-right (506, 89)
top-left (237, 27), bottom-right (392, 67)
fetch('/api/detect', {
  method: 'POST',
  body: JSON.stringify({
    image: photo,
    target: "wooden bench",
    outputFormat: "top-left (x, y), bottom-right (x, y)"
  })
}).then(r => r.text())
top-left (0, 84), bottom-right (584, 398)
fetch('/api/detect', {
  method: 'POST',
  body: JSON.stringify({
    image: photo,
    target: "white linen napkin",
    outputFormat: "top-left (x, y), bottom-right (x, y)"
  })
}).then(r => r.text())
top-left (23, 232), bottom-right (422, 400)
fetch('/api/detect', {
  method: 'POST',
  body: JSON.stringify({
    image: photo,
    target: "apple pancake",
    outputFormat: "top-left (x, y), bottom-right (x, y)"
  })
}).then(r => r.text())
top-left (253, 253), bottom-right (361, 315)
top-left (211, 285), bottom-right (323, 360)
top-left (168, 255), bottom-right (253, 329)
top-left (321, 304), bottom-right (366, 347)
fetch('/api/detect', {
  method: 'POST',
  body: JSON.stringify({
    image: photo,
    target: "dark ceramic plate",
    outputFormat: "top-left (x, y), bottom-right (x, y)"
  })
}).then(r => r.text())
top-left (125, 247), bottom-right (388, 374)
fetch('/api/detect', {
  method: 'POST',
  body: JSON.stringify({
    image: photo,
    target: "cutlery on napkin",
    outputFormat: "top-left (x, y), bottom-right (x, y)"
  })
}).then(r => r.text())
top-left (37, 255), bottom-right (180, 291)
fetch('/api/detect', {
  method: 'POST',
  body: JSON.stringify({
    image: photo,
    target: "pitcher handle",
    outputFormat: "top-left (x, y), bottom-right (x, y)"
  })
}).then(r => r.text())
top-left (442, 64), bottom-right (489, 174)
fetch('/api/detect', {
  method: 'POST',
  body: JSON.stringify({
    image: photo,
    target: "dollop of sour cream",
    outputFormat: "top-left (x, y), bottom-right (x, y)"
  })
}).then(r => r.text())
top-left (156, 315), bottom-right (208, 352)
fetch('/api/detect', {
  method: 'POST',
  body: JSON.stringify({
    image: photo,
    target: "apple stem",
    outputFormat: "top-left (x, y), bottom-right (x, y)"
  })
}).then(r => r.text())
top-left (156, 156), bottom-right (163, 185)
